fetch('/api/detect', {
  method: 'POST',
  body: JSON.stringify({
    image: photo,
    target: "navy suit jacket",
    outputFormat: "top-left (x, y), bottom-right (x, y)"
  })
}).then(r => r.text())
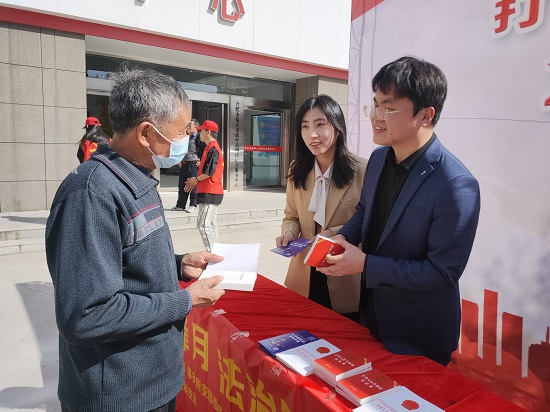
top-left (339, 136), bottom-right (480, 363)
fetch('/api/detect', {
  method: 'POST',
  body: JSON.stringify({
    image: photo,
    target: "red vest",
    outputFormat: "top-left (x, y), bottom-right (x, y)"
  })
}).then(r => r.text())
top-left (198, 140), bottom-right (224, 194)
top-left (80, 140), bottom-right (98, 162)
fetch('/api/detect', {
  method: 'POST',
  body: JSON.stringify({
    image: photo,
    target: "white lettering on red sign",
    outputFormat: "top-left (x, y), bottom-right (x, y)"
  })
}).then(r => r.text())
top-left (234, 101), bottom-right (240, 187)
top-left (243, 145), bottom-right (282, 153)
top-left (209, 0), bottom-right (245, 23)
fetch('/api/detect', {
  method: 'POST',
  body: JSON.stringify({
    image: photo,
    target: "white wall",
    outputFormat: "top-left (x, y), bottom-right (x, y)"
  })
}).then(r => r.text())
top-left (0, 0), bottom-right (351, 70)
top-left (348, 0), bottom-right (550, 385)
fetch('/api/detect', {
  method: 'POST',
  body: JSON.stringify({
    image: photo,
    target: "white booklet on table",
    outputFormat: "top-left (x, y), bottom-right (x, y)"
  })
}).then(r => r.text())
top-left (198, 243), bottom-right (260, 291)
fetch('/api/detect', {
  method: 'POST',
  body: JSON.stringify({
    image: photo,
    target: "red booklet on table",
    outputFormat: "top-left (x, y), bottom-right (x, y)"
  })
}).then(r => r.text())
top-left (313, 348), bottom-right (372, 387)
top-left (336, 367), bottom-right (401, 406)
top-left (303, 235), bottom-right (344, 268)
top-left (351, 386), bottom-right (444, 411)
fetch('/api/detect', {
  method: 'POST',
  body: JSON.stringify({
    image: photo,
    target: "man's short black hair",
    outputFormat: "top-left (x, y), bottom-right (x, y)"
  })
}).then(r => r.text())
top-left (372, 56), bottom-right (447, 126)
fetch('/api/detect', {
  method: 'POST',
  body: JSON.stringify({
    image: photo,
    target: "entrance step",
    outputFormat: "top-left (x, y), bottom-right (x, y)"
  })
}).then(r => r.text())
top-left (0, 207), bottom-right (285, 256)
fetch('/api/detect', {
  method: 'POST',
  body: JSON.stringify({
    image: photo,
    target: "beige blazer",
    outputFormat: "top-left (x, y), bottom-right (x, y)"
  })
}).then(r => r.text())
top-left (281, 155), bottom-right (368, 314)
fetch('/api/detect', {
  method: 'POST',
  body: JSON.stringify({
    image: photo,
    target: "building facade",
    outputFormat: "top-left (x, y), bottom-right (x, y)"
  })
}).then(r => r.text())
top-left (0, 0), bottom-right (351, 212)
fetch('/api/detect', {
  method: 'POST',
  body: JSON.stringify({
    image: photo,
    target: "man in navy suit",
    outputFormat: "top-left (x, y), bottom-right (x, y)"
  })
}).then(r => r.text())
top-left (319, 56), bottom-right (480, 365)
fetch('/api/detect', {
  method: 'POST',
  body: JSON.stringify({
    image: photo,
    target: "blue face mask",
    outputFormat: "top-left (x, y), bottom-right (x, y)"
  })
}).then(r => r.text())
top-left (148, 124), bottom-right (189, 169)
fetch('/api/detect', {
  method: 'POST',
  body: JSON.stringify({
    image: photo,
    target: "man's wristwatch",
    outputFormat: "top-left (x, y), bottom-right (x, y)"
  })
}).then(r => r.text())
top-left (195, 176), bottom-right (199, 182)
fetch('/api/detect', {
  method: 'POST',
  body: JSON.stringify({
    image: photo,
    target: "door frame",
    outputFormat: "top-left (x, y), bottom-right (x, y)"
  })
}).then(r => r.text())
top-left (86, 79), bottom-right (292, 191)
top-left (227, 96), bottom-right (291, 191)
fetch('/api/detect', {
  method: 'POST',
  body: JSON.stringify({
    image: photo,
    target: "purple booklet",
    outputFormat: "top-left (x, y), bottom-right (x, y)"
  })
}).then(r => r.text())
top-left (258, 330), bottom-right (319, 357)
top-left (270, 238), bottom-right (310, 258)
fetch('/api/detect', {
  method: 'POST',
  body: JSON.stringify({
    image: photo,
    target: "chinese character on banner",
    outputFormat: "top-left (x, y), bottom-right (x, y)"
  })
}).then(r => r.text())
top-left (246, 373), bottom-right (277, 412)
top-left (217, 349), bottom-right (245, 411)
top-left (493, 0), bottom-right (546, 37)
top-left (209, 0), bottom-right (245, 23)
top-left (192, 323), bottom-right (209, 372)
top-left (183, 319), bottom-right (190, 353)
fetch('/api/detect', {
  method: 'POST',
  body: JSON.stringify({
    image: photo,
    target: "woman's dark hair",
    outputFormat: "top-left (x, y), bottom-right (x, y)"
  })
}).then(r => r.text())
top-left (372, 56), bottom-right (447, 126)
top-left (77, 124), bottom-right (111, 163)
top-left (288, 95), bottom-right (356, 190)
top-left (80, 125), bottom-right (110, 145)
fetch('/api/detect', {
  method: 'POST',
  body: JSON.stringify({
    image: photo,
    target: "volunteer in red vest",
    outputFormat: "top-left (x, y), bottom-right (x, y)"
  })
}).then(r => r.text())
top-left (78, 116), bottom-right (110, 163)
top-left (184, 120), bottom-right (224, 252)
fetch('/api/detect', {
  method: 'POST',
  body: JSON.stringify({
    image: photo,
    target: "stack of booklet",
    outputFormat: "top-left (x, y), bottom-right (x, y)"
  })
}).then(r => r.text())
top-left (258, 330), bottom-right (339, 376)
top-left (351, 386), bottom-right (444, 411)
top-left (335, 367), bottom-right (401, 406)
top-left (258, 330), bottom-right (444, 411)
top-left (313, 347), bottom-right (372, 387)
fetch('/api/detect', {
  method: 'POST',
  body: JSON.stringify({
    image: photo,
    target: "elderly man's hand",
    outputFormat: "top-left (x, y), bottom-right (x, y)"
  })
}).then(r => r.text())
top-left (186, 276), bottom-right (225, 307)
top-left (182, 251), bottom-right (224, 279)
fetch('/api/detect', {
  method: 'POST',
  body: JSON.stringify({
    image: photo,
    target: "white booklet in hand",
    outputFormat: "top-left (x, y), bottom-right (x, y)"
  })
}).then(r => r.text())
top-left (198, 243), bottom-right (260, 291)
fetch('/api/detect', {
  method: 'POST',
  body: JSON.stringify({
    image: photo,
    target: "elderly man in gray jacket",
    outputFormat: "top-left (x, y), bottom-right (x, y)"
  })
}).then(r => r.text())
top-left (46, 68), bottom-right (225, 412)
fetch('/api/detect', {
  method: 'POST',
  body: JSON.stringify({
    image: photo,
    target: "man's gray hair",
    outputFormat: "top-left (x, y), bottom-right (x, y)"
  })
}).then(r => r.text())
top-left (108, 67), bottom-right (190, 134)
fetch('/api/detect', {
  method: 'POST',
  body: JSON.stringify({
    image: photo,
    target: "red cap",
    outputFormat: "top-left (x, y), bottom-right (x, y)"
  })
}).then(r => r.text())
top-left (196, 120), bottom-right (219, 133)
top-left (83, 116), bottom-right (101, 128)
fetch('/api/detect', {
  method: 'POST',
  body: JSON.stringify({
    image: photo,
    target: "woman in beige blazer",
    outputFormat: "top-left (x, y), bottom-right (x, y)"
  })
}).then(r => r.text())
top-left (276, 95), bottom-right (367, 319)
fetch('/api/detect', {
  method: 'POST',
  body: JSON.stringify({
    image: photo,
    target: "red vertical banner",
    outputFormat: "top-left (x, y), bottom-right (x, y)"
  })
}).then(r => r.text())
top-left (460, 299), bottom-right (479, 358)
top-left (483, 290), bottom-right (498, 363)
top-left (502, 312), bottom-right (523, 375)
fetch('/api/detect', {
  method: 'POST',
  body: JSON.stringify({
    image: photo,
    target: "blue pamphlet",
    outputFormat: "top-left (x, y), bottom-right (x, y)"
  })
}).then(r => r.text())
top-left (258, 330), bottom-right (319, 357)
top-left (270, 238), bottom-right (311, 258)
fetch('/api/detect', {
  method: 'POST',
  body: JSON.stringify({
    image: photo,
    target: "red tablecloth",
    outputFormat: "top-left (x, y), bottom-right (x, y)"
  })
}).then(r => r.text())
top-left (177, 275), bottom-right (525, 411)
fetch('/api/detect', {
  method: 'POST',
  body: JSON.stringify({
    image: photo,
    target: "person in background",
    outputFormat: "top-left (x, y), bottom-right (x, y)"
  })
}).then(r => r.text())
top-left (172, 118), bottom-right (204, 213)
top-left (46, 68), bottom-right (225, 412)
top-left (318, 56), bottom-right (481, 366)
top-left (275, 95), bottom-right (367, 320)
top-left (77, 116), bottom-right (111, 163)
top-left (184, 120), bottom-right (224, 253)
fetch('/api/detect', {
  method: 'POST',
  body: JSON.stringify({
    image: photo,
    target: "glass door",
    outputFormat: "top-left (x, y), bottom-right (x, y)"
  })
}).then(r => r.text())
top-left (245, 112), bottom-right (282, 187)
